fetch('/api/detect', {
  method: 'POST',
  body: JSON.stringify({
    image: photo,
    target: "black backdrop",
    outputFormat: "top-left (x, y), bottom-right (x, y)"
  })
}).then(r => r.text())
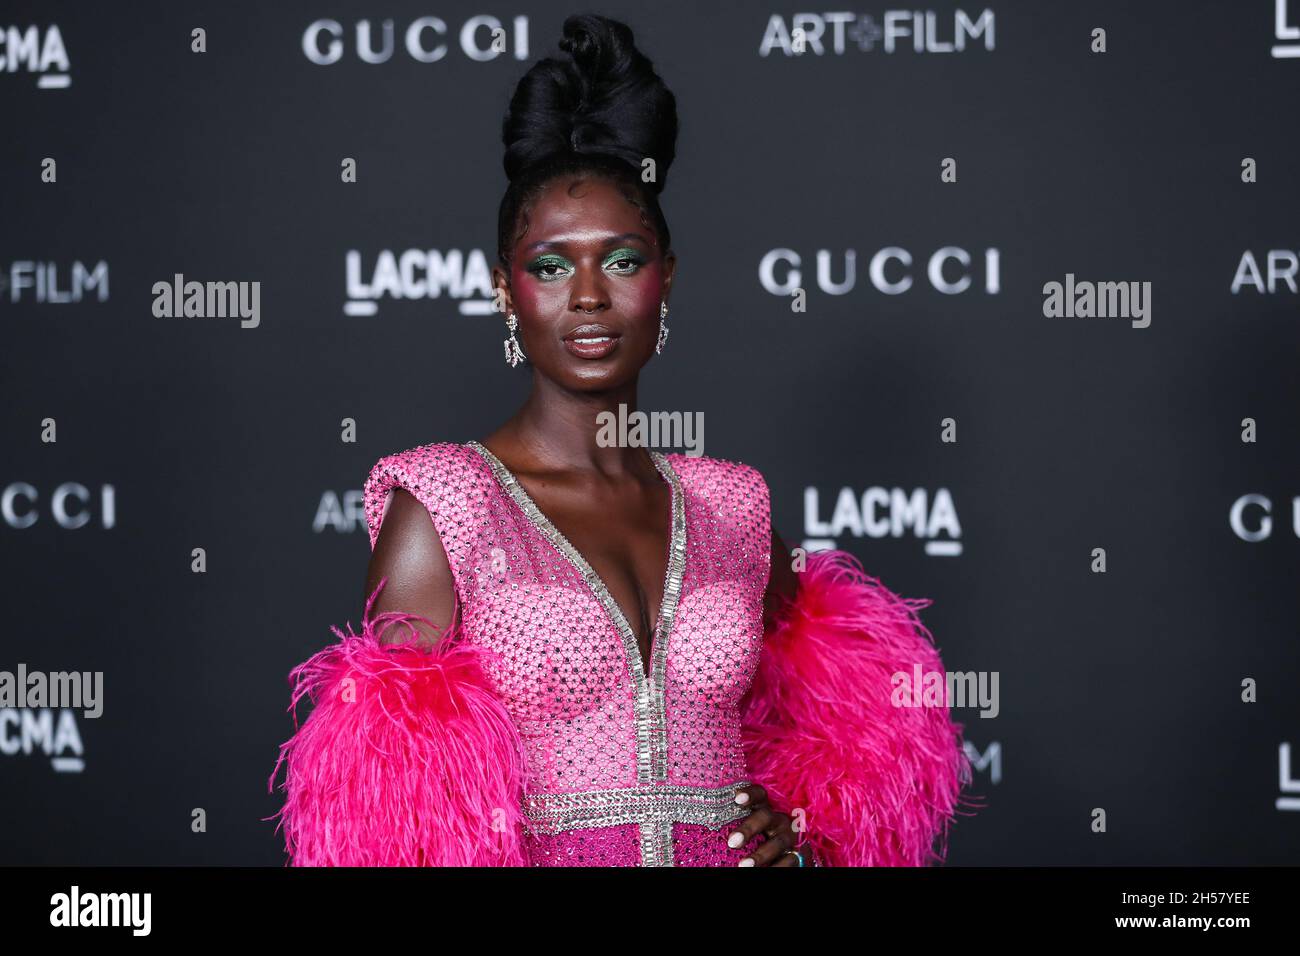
top-left (2, 0), bottom-right (1298, 865)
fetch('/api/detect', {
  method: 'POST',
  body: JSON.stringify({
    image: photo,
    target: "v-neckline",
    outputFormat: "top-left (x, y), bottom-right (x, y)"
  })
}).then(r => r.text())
top-left (465, 440), bottom-right (687, 686)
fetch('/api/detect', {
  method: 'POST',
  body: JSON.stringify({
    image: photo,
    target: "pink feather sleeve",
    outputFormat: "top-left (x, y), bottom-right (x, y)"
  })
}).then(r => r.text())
top-left (740, 549), bottom-right (974, 867)
top-left (266, 580), bottom-right (530, 866)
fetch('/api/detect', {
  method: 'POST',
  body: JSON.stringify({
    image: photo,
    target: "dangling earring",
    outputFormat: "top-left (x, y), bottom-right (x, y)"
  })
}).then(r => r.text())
top-left (656, 300), bottom-right (670, 355)
top-left (503, 312), bottom-right (526, 367)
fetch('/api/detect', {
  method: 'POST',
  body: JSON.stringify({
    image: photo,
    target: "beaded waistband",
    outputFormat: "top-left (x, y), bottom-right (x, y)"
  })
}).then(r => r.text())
top-left (521, 781), bottom-right (754, 846)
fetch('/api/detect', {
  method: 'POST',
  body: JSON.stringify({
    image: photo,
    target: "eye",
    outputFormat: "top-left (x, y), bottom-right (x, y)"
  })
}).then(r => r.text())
top-left (605, 251), bottom-right (645, 274)
top-left (527, 257), bottom-right (571, 281)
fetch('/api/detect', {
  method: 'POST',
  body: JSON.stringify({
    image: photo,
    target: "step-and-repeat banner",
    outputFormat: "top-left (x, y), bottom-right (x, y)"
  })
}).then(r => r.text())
top-left (2, 1), bottom-right (1297, 864)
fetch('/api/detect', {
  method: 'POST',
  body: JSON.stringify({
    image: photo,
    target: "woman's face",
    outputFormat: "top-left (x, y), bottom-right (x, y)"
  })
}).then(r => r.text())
top-left (493, 174), bottom-right (675, 391)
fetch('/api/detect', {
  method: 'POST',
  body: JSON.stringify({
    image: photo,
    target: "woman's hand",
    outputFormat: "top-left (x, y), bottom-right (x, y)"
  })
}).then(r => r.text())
top-left (727, 783), bottom-right (815, 867)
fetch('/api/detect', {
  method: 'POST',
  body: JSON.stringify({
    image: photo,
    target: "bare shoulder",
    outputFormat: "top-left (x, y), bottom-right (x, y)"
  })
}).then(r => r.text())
top-left (363, 443), bottom-right (465, 650)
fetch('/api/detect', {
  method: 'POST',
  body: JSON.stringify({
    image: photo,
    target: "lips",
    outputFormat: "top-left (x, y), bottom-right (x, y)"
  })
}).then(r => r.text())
top-left (562, 323), bottom-right (622, 360)
top-left (562, 323), bottom-right (620, 341)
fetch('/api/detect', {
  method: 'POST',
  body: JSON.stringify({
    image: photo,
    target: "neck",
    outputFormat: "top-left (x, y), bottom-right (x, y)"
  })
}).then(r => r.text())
top-left (502, 374), bottom-right (651, 477)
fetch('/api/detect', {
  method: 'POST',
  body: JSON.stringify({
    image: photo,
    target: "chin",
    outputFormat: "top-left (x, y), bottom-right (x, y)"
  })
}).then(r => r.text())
top-left (550, 358), bottom-right (644, 391)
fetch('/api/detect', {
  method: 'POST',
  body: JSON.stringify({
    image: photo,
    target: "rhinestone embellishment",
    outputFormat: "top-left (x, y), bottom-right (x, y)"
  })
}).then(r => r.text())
top-left (363, 441), bottom-right (773, 866)
top-left (523, 782), bottom-right (754, 867)
top-left (467, 441), bottom-right (686, 784)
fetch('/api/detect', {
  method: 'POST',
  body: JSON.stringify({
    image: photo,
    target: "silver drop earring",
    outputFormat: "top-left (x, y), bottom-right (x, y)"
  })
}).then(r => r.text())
top-left (656, 300), bottom-right (670, 355)
top-left (503, 312), bottom-right (526, 367)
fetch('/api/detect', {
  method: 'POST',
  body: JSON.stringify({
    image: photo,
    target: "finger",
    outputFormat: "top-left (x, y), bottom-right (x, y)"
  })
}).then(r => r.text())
top-left (741, 817), bottom-right (795, 867)
top-left (733, 783), bottom-right (768, 809)
top-left (770, 844), bottom-right (809, 867)
top-left (725, 805), bottom-right (773, 853)
top-left (760, 818), bottom-right (809, 868)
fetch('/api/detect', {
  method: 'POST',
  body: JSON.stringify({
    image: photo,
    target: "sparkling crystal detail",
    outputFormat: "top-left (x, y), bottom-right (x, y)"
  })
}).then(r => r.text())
top-left (362, 441), bottom-right (772, 866)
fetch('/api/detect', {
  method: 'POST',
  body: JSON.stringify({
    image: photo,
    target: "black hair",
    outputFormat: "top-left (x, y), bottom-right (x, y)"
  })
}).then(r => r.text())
top-left (496, 13), bottom-right (678, 271)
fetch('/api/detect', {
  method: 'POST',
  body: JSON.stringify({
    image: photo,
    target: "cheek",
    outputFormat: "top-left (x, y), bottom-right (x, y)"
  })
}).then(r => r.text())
top-left (509, 267), bottom-right (551, 317)
top-left (614, 262), bottom-right (665, 314)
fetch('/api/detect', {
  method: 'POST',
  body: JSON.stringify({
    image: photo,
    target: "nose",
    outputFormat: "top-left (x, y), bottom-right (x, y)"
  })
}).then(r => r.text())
top-left (569, 263), bottom-right (609, 315)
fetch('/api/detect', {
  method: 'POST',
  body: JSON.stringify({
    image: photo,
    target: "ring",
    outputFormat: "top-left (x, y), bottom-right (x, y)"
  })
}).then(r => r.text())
top-left (782, 848), bottom-right (805, 867)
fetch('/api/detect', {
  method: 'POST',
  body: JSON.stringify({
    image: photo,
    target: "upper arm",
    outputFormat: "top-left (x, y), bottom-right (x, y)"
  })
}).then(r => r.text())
top-left (763, 527), bottom-right (799, 632)
top-left (363, 487), bottom-right (457, 650)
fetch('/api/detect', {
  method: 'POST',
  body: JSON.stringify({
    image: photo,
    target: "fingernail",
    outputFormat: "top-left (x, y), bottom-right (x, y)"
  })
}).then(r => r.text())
top-left (738, 857), bottom-right (755, 867)
top-left (727, 831), bottom-right (744, 848)
top-left (734, 792), bottom-right (750, 805)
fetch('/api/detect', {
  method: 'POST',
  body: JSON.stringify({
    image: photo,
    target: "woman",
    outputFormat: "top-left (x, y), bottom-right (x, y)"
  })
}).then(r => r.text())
top-left (269, 13), bottom-right (971, 867)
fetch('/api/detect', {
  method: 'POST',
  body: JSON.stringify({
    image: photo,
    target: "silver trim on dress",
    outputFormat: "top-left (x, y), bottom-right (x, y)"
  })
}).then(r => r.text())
top-left (466, 440), bottom-right (686, 784)
top-left (523, 781), bottom-right (754, 833)
top-left (468, 441), bottom-right (752, 866)
top-left (524, 781), bottom-right (754, 868)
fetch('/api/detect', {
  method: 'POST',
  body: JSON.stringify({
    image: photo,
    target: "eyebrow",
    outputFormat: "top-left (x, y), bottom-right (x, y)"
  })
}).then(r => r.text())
top-left (523, 232), bottom-right (650, 254)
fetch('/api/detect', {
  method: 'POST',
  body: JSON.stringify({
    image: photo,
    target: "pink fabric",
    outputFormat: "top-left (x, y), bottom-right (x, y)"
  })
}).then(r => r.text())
top-left (269, 440), bottom-right (972, 866)
top-left (740, 549), bottom-right (975, 866)
top-left (362, 442), bottom-right (771, 865)
top-left (523, 822), bottom-right (768, 867)
top-left (266, 586), bottom-right (530, 866)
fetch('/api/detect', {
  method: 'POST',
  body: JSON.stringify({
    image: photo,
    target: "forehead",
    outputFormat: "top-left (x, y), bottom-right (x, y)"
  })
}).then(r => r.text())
top-left (516, 175), bottom-right (655, 249)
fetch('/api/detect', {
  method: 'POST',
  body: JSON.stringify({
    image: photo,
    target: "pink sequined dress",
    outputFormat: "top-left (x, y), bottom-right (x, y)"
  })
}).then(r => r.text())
top-left (362, 441), bottom-right (772, 867)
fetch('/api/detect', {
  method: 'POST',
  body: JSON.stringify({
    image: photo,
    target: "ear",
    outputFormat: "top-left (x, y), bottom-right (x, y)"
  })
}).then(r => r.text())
top-left (491, 263), bottom-right (513, 317)
top-left (660, 250), bottom-right (677, 302)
